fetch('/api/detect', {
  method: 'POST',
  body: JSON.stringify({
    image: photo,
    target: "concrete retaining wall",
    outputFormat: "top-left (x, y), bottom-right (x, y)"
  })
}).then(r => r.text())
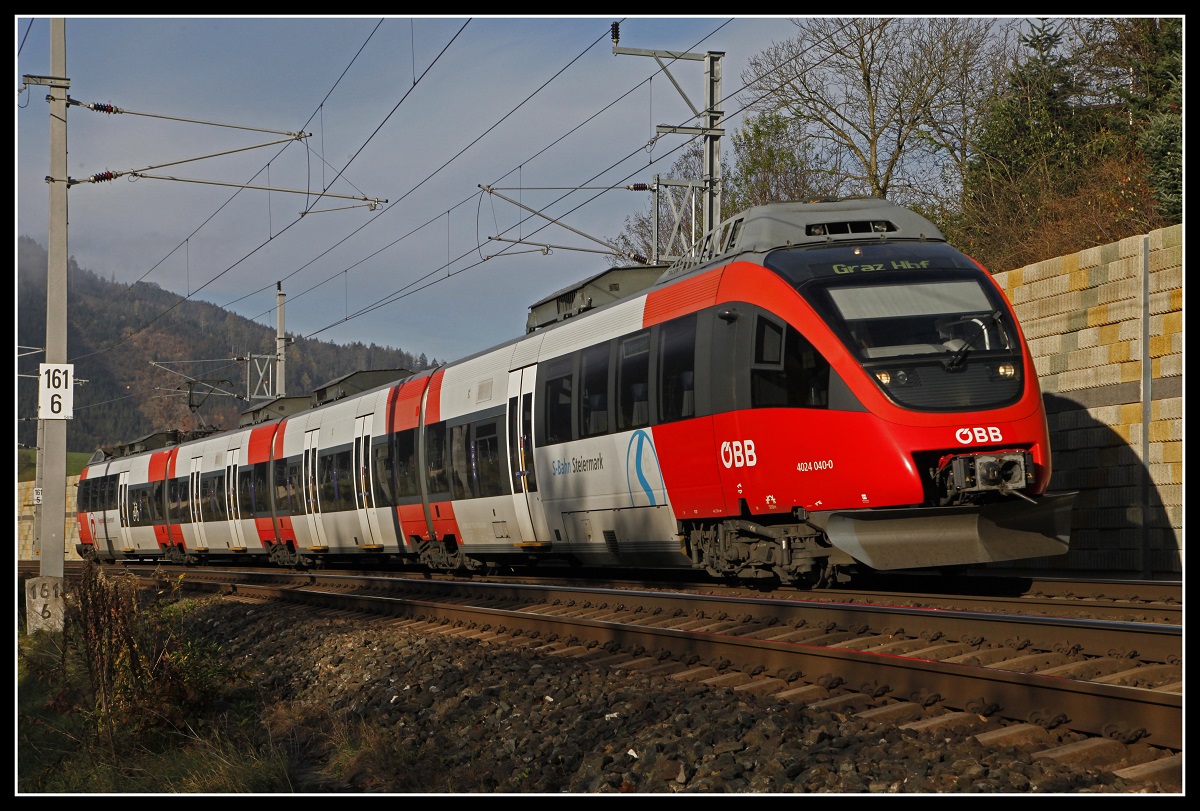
top-left (992, 224), bottom-right (1183, 577)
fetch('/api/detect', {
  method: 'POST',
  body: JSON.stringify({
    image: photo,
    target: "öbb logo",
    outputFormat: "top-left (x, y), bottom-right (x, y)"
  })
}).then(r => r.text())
top-left (955, 426), bottom-right (1003, 444)
top-left (721, 440), bottom-right (757, 468)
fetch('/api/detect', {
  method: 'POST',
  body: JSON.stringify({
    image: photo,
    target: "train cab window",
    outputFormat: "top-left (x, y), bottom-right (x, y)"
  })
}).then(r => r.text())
top-left (617, 330), bottom-right (651, 430)
top-left (542, 356), bottom-right (575, 445)
top-left (751, 316), bottom-right (831, 409)
top-left (658, 313), bottom-right (697, 423)
top-left (579, 342), bottom-right (611, 437)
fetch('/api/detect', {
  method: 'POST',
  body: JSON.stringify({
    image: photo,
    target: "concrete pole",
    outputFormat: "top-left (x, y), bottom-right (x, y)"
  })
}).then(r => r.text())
top-left (40, 18), bottom-right (69, 582)
top-left (276, 282), bottom-right (286, 397)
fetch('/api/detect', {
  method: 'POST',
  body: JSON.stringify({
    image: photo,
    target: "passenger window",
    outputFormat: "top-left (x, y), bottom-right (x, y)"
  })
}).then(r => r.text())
top-left (542, 357), bottom-right (574, 445)
top-left (449, 423), bottom-right (473, 499)
top-left (472, 420), bottom-right (505, 498)
top-left (425, 423), bottom-right (449, 495)
top-left (371, 438), bottom-right (396, 507)
top-left (658, 314), bottom-right (697, 423)
top-left (579, 343), bottom-right (610, 437)
top-left (617, 330), bottom-right (650, 430)
top-left (394, 429), bottom-right (419, 498)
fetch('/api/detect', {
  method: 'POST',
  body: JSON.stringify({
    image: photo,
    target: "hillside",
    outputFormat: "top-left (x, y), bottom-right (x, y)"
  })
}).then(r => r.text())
top-left (17, 236), bottom-right (440, 454)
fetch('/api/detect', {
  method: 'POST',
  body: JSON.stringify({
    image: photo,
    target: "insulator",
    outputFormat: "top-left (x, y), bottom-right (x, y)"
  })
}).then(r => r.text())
top-left (89, 171), bottom-right (116, 184)
top-left (92, 102), bottom-right (118, 114)
top-left (627, 183), bottom-right (650, 191)
top-left (611, 21), bottom-right (620, 44)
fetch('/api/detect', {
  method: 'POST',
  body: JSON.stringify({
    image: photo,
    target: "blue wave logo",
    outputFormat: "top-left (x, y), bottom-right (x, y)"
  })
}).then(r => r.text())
top-left (625, 429), bottom-right (664, 507)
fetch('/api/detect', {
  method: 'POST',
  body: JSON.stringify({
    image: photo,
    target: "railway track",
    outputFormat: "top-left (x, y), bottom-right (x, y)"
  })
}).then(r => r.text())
top-left (23, 562), bottom-right (1182, 791)
top-left (50, 562), bottom-right (1178, 790)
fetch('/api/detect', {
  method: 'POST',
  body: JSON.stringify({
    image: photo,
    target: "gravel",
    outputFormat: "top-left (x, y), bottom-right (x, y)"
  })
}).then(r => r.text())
top-left (182, 597), bottom-right (1172, 794)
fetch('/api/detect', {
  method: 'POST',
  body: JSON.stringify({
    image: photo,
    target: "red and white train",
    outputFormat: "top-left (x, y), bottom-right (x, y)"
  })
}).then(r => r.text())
top-left (76, 198), bottom-right (1073, 588)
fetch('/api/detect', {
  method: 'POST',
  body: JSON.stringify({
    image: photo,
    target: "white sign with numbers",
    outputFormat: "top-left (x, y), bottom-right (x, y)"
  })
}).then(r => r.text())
top-left (38, 363), bottom-right (73, 419)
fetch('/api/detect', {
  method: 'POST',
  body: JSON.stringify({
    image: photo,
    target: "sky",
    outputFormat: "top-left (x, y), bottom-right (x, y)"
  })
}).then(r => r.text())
top-left (16, 15), bottom-right (802, 369)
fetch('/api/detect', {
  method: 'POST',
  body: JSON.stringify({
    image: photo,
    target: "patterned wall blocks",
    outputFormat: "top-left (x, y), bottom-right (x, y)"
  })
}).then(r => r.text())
top-left (994, 224), bottom-right (1182, 578)
top-left (18, 476), bottom-right (82, 563)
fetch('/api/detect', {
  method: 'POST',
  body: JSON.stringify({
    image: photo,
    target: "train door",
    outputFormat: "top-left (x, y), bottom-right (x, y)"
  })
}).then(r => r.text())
top-left (302, 428), bottom-right (329, 548)
top-left (189, 455), bottom-right (208, 549)
top-left (116, 470), bottom-right (133, 551)
top-left (507, 366), bottom-right (547, 543)
top-left (225, 447), bottom-right (247, 550)
top-left (353, 414), bottom-right (381, 547)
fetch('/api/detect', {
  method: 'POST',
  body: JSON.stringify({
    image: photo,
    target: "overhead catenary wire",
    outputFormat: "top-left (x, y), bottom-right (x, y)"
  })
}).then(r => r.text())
top-left (58, 18), bottom-right (852, 387)
top-left (302, 20), bottom-right (858, 341)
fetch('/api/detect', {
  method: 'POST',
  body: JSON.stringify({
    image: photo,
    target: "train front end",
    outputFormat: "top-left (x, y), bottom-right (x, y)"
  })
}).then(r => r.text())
top-left (760, 225), bottom-right (1074, 573)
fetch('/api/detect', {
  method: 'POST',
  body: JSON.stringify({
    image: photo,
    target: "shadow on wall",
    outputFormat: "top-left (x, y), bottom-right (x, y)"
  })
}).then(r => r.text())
top-left (1039, 393), bottom-right (1179, 578)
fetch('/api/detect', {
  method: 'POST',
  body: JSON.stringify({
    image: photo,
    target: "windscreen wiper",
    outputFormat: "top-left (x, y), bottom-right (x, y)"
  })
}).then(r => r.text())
top-left (943, 311), bottom-right (1000, 370)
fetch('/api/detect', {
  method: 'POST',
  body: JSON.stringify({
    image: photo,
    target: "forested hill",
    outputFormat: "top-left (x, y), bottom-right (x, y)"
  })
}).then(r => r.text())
top-left (17, 236), bottom-right (440, 454)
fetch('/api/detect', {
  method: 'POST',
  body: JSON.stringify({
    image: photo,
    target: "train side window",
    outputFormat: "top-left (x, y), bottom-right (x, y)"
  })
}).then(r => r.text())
top-left (168, 476), bottom-right (191, 524)
top-left (579, 342), bottom-right (611, 437)
top-left (449, 423), bottom-right (473, 499)
top-left (128, 485), bottom-right (140, 525)
top-left (149, 481), bottom-right (166, 522)
top-left (751, 317), bottom-right (788, 407)
top-left (617, 330), bottom-right (651, 430)
top-left (425, 422), bottom-right (449, 495)
top-left (253, 461), bottom-right (271, 514)
top-left (371, 435), bottom-right (396, 507)
top-left (658, 313), bottom-right (697, 423)
top-left (318, 445), bottom-right (354, 512)
top-left (395, 429), bottom-right (419, 499)
top-left (542, 356), bottom-right (575, 445)
top-left (179, 475), bottom-right (193, 523)
top-left (751, 316), bottom-right (831, 409)
top-left (788, 328), bottom-right (832, 408)
top-left (275, 456), bottom-right (302, 514)
top-left (472, 419), bottom-right (505, 498)
top-left (238, 468), bottom-right (255, 518)
top-left (105, 475), bottom-right (118, 511)
top-left (203, 472), bottom-right (228, 522)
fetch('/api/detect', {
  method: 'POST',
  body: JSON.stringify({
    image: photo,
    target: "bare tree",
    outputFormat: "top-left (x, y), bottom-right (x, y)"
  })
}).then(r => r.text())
top-left (740, 17), bottom-right (1014, 211)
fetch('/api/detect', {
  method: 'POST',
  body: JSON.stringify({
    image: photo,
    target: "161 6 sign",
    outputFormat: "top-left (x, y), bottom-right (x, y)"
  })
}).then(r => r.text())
top-left (39, 363), bottom-right (74, 420)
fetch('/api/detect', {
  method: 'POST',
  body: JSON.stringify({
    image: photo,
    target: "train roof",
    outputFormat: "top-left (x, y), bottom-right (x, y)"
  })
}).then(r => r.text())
top-left (522, 198), bottom-right (949, 333)
top-left (655, 197), bottom-right (947, 285)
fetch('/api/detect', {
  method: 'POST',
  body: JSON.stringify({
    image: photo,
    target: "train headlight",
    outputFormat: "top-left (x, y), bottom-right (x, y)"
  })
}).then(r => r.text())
top-left (874, 369), bottom-right (920, 387)
top-left (991, 363), bottom-right (1018, 381)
